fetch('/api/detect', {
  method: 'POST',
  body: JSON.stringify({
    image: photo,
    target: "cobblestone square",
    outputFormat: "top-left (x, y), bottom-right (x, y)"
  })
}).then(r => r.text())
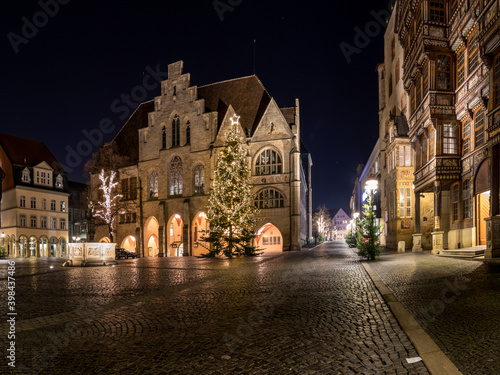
top-left (0, 242), bottom-right (431, 374)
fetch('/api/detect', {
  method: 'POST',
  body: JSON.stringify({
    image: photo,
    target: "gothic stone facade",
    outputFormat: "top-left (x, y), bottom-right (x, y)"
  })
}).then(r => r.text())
top-left (92, 61), bottom-right (312, 257)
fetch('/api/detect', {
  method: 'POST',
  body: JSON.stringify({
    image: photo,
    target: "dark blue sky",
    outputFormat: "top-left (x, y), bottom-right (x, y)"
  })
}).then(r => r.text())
top-left (2, 0), bottom-right (392, 211)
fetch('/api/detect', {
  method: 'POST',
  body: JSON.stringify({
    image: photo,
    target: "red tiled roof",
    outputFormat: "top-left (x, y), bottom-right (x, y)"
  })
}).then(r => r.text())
top-left (0, 133), bottom-right (65, 173)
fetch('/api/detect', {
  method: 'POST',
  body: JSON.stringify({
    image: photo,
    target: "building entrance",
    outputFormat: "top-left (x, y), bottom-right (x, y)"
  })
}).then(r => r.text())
top-left (477, 191), bottom-right (490, 246)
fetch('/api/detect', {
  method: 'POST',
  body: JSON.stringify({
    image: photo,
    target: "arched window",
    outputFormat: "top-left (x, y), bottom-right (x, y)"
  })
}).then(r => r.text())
top-left (186, 121), bottom-right (191, 145)
top-left (194, 164), bottom-right (205, 194)
top-left (254, 189), bottom-right (285, 209)
top-left (170, 156), bottom-right (183, 195)
top-left (172, 116), bottom-right (180, 147)
top-left (255, 149), bottom-right (282, 175)
top-left (161, 127), bottom-right (167, 149)
top-left (149, 171), bottom-right (158, 198)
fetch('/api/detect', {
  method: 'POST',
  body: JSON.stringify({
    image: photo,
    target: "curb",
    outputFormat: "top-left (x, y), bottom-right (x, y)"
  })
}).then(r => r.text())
top-left (361, 262), bottom-right (462, 375)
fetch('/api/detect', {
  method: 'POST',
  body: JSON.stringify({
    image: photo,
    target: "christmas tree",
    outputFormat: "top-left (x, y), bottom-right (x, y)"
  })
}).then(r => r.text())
top-left (355, 194), bottom-right (382, 260)
top-left (202, 114), bottom-right (260, 258)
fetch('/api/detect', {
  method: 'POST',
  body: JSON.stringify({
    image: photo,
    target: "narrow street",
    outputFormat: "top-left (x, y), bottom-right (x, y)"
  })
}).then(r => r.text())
top-left (1, 243), bottom-right (428, 374)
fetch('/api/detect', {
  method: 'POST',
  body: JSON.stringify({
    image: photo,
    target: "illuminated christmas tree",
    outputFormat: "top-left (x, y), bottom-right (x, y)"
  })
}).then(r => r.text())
top-left (202, 114), bottom-right (259, 258)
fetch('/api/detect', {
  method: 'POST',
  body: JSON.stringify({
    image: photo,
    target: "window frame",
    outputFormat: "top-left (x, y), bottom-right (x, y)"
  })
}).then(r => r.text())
top-left (468, 29), bottom-right (479, 75)
top-left (437, 54), bottom-right (452, 91)
top-left (474, 107), bottom-right (485, 149)
top-left (443, 123), bottom-right (458, 155)
top-left (255, 149), bottom-right (283, 176)
top-left (194, 164), bottom-right (205, 194)
top-left (463, 118), bottom-right (471, 155)
top-left (429, 0), bottom-right (445, 23)
top-left (452, 182), bottom-right (460, 222)
top-left (457, 47), bottom-right (465, 87)
top-left (169, 156), bottom-right (183, 196)
top-left (254, 188), bottom-right (285, 209)
top-left (463, 178), bottom-right (471, 220)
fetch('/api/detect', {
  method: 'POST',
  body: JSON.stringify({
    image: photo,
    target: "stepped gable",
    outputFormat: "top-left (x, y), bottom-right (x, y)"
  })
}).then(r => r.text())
top-left (198, 75), bottom-right (272, 134)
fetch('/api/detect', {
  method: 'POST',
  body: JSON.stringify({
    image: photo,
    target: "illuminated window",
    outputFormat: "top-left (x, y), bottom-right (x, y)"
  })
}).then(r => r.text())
top-left (463, 118), bottom-right (471, 155)
top-left (474, 107), bottom-right (485, 149)
top-left (452, 183), bottom-right (459, 222)
top-left (194, 164), bottom-right (205, 194)
top-left (170, 156), bottom-right (183, 195)
top-left (398, 146), bottom-right (412, 167)
top-left (429, 0), bottom-right (445, 23)
top-left (254, 189), bottom-right (285, 209)
top-left (463, 179), bottom-right (471, 219)
top-left (149, 171), bottom-right (158, 198)
top-left (443, 124), bottom-right (458, 154)
top-left (172, 116), bottom-right (180, 147)
top-left (399, 187), bottom-right (412, 219)
top-left (255, 149), bottom-right (282, 176)
top-left (468, 29), bottom-right (479, 74)
top-left (60, 201), bottom-right (66, 212)
top-left (406, 188), bottom-right (411, 218)
top-left (56, 175), bottom-right (63, 189)
top-left (457, 48), bottom-right (465, 87)
top-left (437, 55), bottom-right (452, 90)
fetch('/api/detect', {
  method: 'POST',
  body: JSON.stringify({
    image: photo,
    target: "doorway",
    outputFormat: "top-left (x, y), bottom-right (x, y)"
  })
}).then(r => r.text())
top-left (477, 191), bottom-right (490, 246)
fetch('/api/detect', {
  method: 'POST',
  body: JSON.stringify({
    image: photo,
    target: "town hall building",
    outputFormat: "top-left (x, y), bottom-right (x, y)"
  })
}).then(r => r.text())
top-left (91, 61), bottom-right (313, 257)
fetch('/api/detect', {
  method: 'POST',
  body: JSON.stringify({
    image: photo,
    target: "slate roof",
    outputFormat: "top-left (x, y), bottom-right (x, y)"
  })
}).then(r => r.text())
top-left (394, 114), bottom-right (409, 137)
top-left (0, 133), bottom-right (65, 173)
top-left (198, 75), bottom-right (273, 133)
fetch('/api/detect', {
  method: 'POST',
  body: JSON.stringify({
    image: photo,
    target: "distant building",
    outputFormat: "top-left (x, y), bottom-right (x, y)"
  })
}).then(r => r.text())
top-left (90, 61), bottom-right (313, 256)
top-left (0, 134), bottom-right (69, 257)
top-left (330, 208), bottom-right (350, 240)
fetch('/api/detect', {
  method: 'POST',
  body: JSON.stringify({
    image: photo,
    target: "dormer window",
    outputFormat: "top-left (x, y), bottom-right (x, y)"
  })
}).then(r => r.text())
top-left (35, 170), bottom-right (52, 186)
top-left (56, 175), bottom-right (63, 189)
top-left (22, 169), bottom-right (30, 183)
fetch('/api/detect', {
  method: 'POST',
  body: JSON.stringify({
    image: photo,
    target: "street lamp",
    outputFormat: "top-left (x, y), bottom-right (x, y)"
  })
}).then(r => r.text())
top-left (365, 175), bottom-right (378, 194)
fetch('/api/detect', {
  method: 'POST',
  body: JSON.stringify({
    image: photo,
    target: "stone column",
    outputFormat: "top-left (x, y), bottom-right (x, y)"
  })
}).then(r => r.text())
top-left (413, 190), bottom-right (422, 251)
top-left (434, 181), bottom-right (442, 230)
top-left (158, 226), bottom-right (164, 257)
top-left (135, 227), bottom-right (141, 257)
top-left (432, 231), bottom-right (444, 254)
top-left (289, 149), bottom-right (302, 251)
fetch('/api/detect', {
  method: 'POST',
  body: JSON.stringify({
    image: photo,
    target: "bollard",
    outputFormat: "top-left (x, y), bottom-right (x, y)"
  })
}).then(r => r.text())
top-left (398, 241), bottom-right (405, 253)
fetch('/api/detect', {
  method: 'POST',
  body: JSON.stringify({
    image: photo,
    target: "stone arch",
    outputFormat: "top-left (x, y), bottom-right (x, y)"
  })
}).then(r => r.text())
top-left (18, 235), bottom-right (28, 258)
top-left (144, 216), bottom-right (160, 257)
top-left (50, 237), bottom-right (58, 257)
top-left (191, 212), bottom-right (209, 257)
top-left (29, 236), bottom-right (38, 257)
top-left (59, 237), bottom-right (67, 257)
top-left (39, 236), bottom-right (49, 257)
top-left (474, 157), bottom-right (490, 194)
top-left (167, 214), bottom-right (184, 257)
top-left (121, 235), bottom-right (136, 252)
top-left (254, 223), bottom-right (283, 252)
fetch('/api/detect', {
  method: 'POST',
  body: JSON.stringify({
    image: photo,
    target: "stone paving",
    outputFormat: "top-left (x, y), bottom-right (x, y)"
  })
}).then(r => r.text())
top-left (0, 243), bottom-right (428, 374)
top-left (369, 250), bottom-right (500, 375)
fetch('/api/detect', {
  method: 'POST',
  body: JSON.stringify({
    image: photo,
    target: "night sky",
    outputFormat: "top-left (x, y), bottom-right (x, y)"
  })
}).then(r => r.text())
top-left (2, 0), bottom-right (393, 212)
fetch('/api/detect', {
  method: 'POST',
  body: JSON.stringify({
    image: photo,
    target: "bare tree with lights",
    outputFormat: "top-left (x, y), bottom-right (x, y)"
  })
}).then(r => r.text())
top-left (201, 114), bottom-right (260, 258)
top-left (94, 169), bottom-right (124, 243)
top-left (313, 205), bottom-right (331, 241)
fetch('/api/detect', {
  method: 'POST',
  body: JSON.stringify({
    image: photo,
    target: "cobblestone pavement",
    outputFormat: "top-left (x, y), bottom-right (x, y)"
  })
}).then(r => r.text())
top-left (0, 243), bottom-right (429, 374)
top-left (369, 251), bottom-right (500, 375)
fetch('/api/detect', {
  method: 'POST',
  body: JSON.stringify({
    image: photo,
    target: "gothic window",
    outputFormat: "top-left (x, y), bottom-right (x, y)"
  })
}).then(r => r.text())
top-left (463, 118), bottom-right (471, 155)
top-left (443, 124), bottom-right (458, 154)
top-left (474, 107), bottom-right (485, 148)
top-left (186, 122), bottom-right (191, 145)
top-left (149, 171), bottom-right (158, 198)
top-left (437, 55), bottom-right (452, 90)
top-left (162, 127), bottom-right (167, 149)
top-left (170, 156), bottom-right (183, 195)
top-left (468, 29), bottom-right (479, 74)
top-left (429, 0), bottom-right (445, 23)
top-left (254, 189), bottom-right (285, 209)
top-left (463, 178), bottom-right (471, 219)
top-left (457, 47), bottom-right (465, 87)
top-left (255, 149), bottom-right (282, 176)
top-left (172, 116), bottom-right (180, 147)
top-left (194, 164), bottom-right (205, 194)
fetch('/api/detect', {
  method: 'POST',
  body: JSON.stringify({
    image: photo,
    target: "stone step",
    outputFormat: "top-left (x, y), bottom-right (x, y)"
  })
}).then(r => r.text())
top-left (438, 248), bottom-right (485, 258)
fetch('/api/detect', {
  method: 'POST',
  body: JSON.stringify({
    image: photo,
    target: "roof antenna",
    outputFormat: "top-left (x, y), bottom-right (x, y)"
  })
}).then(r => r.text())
top-left (253, 39), bottom-right (256, 75)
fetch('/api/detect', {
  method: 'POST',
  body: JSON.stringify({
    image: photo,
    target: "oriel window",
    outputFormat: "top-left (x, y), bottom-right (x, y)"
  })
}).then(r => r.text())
top-left (468, 29), bottom-right (479, 74)
top-left (457, 47), bottom-right (465, 87)
top-left (443, 124), bottom-right (458, 154)
top-left (463, 118), bottom-right (471, 155)
top-left (429, 0), bottom-right (445, 23)
top-left (474, 107), bottom-right (485, 148)
top-left (437, 55), bottom-right (452, 90)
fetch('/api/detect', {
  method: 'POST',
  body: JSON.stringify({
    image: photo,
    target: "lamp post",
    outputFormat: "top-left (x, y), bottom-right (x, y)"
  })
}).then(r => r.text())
top-left (365, 175), bottom-right (378, 215)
